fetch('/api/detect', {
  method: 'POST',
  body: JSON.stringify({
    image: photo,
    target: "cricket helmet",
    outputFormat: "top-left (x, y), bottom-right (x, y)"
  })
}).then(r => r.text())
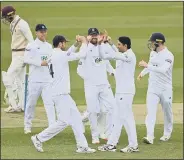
top-left (147, 32), bottom-right (165, 51)
top-left (149, 32), bottom-right (166, 43)
top-left (1, 5), bottom-right (16, 24)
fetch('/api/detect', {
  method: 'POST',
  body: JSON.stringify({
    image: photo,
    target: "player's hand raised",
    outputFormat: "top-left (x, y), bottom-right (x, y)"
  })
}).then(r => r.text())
top-left (97, 35), bottom-right (104, 44)
top-left (139, 60), bottom-right (148, 68)
top-left (87, 35), bottom-right (92, 42)
top-left (77, 36), bottom-right (87, 43)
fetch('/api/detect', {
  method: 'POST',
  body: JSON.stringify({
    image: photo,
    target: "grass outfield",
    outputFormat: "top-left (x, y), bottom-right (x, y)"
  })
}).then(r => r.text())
top-left (1, 104), bottom-right (183, 159)
top-left (1, 124), bottom-right (183, 159)
top-left (1, 2), bottom-right (183, 105)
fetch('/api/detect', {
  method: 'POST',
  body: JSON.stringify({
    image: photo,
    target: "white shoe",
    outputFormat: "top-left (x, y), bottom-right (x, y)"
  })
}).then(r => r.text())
top-left (120, 146), bottom-right (139, 153)
top-left (142, 137), bottom-right (154, 144)
top-left (98, 144), bottom-right (116, 152)
top-left (31, 135), bottom-right (44, 152)
top-left (99, 134), bottom-right (108, 141)
top-left (4, 106), bottom-right (21, 113)
top-left (76, 147), bottom-right (96, 153)
top-left (24, 128), bottom-right (31, 134)
top-left (92, 138), bottom-right (100, 144)
top-left (160, 135), bottom-right (171, 141)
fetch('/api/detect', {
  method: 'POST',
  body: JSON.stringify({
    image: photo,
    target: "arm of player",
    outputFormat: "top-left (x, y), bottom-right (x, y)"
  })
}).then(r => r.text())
top-left (67, 41), bottom-right (81, 53)
top-left (147, 57), bottom-right (174, 73)
top-left (24, 44), bottom-right (47, 66)
top-left (77, 59), bottom-right (85, 79)
top-left (140, 68), bottom-right (149, 77)
top-left (99, 43), bottom-right (115, 60)
top-left (105, 60), bottom-right (115, 76)
top-left (138, 51), bottom-right (157, 79)
top-left (19, 21), bottom-right (34, 43)
top-left (111, 44), bottom-right (119, 52)
top-left (66, 43), bottom-right (87, 61)
top-left (99, 43), bottom-right (132, 62)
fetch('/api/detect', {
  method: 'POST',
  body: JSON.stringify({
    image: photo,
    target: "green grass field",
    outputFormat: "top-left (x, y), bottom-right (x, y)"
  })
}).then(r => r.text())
top-left (1, 1), bottom-right (183, 159)
top-left (1, 125), bottom-right (183, 159)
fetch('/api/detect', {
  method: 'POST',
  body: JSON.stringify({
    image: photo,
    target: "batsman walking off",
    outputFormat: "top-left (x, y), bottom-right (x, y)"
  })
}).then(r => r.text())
top-left (23, 24), bottom-right (56, 134)
top-left (1, 5), bottom-right (34, 112)
top-left (138, 33), bottom-right (174, 144)
top-left (31, 35), bottom-right (96, 153)
top-left (98, 36), bottom-right (139, 153)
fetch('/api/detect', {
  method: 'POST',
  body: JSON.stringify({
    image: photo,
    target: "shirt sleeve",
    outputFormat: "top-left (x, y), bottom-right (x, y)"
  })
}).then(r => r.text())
top-left (105, 60), bottom-right (115, 75)
top-left (19, 20), bottom-right (34, 43)
top-left (67, 45), bottom-right (78, 53)
top-left (140, 51), bottom-right (155, 76)
top-left (147, 55), bottom-right (174, 74)
top-left (66, 43), bottom-right (87, 61)
top-left (99, 43), bottom-right (116, 60)
top-left (77, 59), bottom-right (85, 79)
top-left (140, 68), bottom-right (149, 77)
top-left (24, 43), bottom-right (42, 66)
top-left (111, 44), bottom-right (119, 52)
top-left (99, 43), bottom-right (132, 62)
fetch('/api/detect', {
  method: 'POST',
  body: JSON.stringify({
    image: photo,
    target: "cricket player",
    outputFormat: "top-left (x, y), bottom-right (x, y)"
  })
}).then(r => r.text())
top-left (1, 5), bottom-right (34, 112)
top-left (77, 58), bottom-right (115, 140)
top-left (24, 24), bottom-right (56, 134)
top-left (31, 35), bottom-right (96, 153)
top-left (77, 28), bottom-right (116, 144)
top-left (138, 33), bottom-right (174, 144)
top-left (98, 36), bottom-right (139, 153)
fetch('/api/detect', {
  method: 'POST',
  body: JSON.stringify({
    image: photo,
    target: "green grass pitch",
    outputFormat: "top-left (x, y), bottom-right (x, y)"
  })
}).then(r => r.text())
top-left (1, 1), bottom-right (183, 159)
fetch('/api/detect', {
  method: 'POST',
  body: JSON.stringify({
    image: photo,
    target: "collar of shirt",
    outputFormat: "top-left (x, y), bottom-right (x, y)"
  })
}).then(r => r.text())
top-left (35, 38), bottom-right (47, 45)
top-left (53, 48), bottom-right (66, 53)
top-left (10, 15), bottom-right (20, 25)
top-left (10, 15), bottom-right (20, 31)
top-left (122, 48), bottom-right (132, 55)
top-left (88, 42), bottom-right (98, 49)
top-left (157, 47), bottom-right (167, 54)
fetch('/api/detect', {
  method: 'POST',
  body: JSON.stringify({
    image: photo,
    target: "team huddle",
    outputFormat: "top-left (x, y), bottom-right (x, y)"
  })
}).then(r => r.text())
top-left (1, 6), bottom-right (174, 154)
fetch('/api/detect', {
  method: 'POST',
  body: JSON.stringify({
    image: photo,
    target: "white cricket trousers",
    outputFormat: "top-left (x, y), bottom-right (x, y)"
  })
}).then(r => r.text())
top-left (107, 93), bottom-right (138, 147)
top-left (2, 54), bottom-right (26, 109)
top-left (84, 84), bottom-right (115, 139)
top-left (145, 88), bottom-right (173, 139)
top-left (24, 82), bottom-right (56, 129)
top-left (37, 94), bottom-right (88, 148)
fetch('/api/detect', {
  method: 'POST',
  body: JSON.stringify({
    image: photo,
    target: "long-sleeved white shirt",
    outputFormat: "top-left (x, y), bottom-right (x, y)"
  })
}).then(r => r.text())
top-left (49, 43), bottom-right (87, 95)
top-left (145, 47), bottom-right (174, 91)
top-left (79, 43), bottom-right (112, 86)
top-left (77, 59), bottom-right (115, 79)
top-left (99, 43), bottom-right (136, 94)
top-left (24, 38), bottom-right (53, 83)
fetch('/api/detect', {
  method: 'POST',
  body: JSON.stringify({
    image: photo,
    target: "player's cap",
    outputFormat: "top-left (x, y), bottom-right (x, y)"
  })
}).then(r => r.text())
top-left (118, 36), bottom-right (131, 47)
top-left (88, 28), bottom-right (99, 35)
top-left (53, 35), bottom-right (69, 47)
top-left (149, 32), bottom-right (165, 43)
top-left (35, 24), bottom-right (47, 31)
top-left (1, 5), bottom-right (16, 18)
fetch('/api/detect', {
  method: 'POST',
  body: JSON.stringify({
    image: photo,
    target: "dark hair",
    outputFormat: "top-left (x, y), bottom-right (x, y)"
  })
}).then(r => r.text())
top-left (118, 36), bottom-right (131, 49)
top-left (52, 35), bottom-right (68, 48)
